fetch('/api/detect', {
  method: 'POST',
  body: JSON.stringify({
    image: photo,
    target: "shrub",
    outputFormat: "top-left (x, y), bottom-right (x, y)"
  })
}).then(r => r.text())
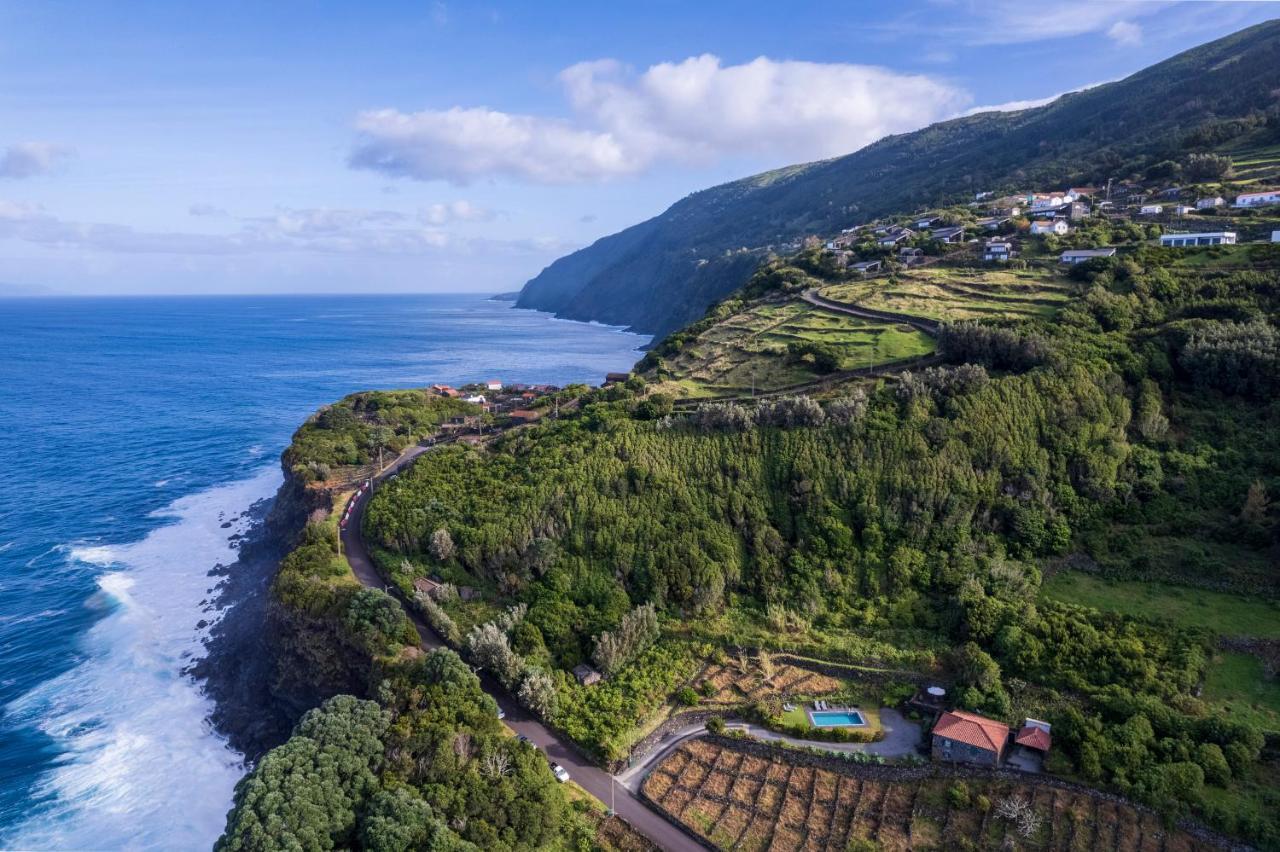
top-left (705, 716), bottom-right (726, 735)
top-left (676, 686), bottom-right (699, 706)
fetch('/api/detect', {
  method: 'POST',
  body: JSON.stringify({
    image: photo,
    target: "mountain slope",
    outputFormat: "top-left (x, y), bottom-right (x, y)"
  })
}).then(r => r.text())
top-left (516, 19), bottom-right (1280, 336)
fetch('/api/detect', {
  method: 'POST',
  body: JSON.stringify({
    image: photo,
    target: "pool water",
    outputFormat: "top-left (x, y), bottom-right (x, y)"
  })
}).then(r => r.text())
top-left (811, 710), bottom-right (866, 727)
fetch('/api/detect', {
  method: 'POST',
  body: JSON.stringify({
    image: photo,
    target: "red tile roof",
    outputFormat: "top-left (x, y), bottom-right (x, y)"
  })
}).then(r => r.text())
top-left (933, 710), bottom-right (1009, 754)
top-left (1015, 724), bottom-right (1052, 751)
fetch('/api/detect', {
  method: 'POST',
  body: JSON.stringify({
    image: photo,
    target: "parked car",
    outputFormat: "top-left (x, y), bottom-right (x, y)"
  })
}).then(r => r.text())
top-left (550, 763), bottom-right (570, 783)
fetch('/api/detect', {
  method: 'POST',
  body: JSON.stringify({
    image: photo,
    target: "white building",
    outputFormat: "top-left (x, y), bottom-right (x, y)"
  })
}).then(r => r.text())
top-left (464, 394), bottom-right (487, 404)
top-left (1060, 248), bottom-right (1117, 264)
top-left (983, 239), bottom-right (1015, 261)
top-left (1272, 230), bottom-right (1280, 243)
top-left (1173, 205), bottom-right (1195, 215)
top-left (1030, 219), bottom-right (1069, 236)
top-left (485, 380), bottom-right (503, 391)
top-left (1159, 232), bottom-right (1236, 247)
top-left (1139, 204), bottom-right (1163, 215)
top-left (1196, 197), bottom-right (1225, 210)
top-left (1234, 189), bottom-right (1280, 208)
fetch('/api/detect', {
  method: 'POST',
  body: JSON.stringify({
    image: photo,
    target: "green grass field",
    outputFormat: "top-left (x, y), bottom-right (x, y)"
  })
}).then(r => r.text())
top-left (1203, 652), bottom-right (1280, 733)
top-left (651, 300), bottom-right (934, 398)
top-left (821, 266), bottom-right (1072, 322)
top-left (1041, 572), bottom-right (1280, 639)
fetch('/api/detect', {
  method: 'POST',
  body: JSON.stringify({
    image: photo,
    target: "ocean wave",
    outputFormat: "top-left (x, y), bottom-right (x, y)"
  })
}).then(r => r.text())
top-left (2, 465), bottom-right (281, 851)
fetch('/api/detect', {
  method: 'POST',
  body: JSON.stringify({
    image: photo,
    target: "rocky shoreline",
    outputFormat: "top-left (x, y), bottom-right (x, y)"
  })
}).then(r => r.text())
top-left (190, 467), bottom-right (328, 763)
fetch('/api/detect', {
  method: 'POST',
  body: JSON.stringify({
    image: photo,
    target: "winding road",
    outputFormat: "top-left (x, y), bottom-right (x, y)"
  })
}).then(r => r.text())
top-left (340, 444), bottom-right (705, 852)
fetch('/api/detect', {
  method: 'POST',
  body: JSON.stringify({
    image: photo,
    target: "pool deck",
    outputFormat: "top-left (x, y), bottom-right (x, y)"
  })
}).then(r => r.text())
top-left (807, 705), bottom-right (869, 728)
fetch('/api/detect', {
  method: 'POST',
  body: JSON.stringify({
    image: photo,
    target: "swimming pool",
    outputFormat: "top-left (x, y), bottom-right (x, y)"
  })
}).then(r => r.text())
top-left (810, 710), bottom-right (866, 727)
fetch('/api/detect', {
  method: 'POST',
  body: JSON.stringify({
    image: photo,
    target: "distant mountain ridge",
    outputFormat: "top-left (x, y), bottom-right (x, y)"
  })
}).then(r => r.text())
top-left (516, 20), bottom-right (1280, 336)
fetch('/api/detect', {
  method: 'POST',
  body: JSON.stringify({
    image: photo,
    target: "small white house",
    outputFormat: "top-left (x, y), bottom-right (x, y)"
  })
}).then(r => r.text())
top-left (485, 380), bottom-right (503, 392)
top-left (1139, 204), bottom-right (1163, 216)
top-left (1173, 205), bottom-right (1195, 215)
top-left (1234, 189), bottom-right (1280, 208)
top-left (464, 394), bottom-right (487, 404)
top-left (1030, 219), bottom-right (1069, 236)
top-left (1060, 248), bottom-right (1117, 264)
top-left (983, 239), bottom-right (1015, 261)
top-left (1160, 231), bottom-right (1236, 247)
top-left (1196, 197), bottom-right (1225, 210)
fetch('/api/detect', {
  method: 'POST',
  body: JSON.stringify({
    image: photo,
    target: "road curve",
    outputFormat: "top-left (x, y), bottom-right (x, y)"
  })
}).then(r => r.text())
top-left (340, 445), bottom-right (706, 852)
top-left (801, 287), bottom-right (941, 336)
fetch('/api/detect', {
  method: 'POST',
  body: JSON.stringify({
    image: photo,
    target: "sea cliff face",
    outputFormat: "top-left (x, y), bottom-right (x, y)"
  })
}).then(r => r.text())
top-left (196, 464), bottom-right (374, 762)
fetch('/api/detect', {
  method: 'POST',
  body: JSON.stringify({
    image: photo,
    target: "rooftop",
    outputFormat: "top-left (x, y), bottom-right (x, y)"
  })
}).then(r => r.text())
top-left (933, 710), bottom-right (1009, 754)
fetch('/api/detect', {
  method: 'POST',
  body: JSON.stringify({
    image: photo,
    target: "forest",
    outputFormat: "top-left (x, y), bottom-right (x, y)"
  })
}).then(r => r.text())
top-left (362, 243), bottom-right (1279, 844)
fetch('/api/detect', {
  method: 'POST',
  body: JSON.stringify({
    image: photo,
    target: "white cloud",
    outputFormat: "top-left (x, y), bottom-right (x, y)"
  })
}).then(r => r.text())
top-left (349, 54), bottom-right (970, 184)
top-left (963, 79), bottom-right (1114, 116)
top-left (0, 142), bottom-right (74, 179)
top-left (943, 0), bottom-right (1166, 46)
top-left (0, 201), bottom-right (555, 257)
top-left (421, 200), bottom-right (496, 224)
top-left (1106, 20), bottom-right (1144, 46)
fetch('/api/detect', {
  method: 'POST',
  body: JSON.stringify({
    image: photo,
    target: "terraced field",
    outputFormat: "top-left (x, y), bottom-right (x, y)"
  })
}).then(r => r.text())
top-left (650, 301), bottom-right (935, 398)
top-left (820, 267), bottom-right (1073, 322)
top-left (1224, 140), bottom-right (1280, 187)
top-left (642, 738), bottom-right (1216, 852)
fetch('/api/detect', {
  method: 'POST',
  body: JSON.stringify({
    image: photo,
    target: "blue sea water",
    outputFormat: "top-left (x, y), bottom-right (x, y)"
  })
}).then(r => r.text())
top-left (0, 294), bottom-right (645, 850)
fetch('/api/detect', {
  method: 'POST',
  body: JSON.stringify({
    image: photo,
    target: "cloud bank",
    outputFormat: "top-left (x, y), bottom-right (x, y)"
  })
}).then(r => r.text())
top-left (349, 55), bottom-right (971, 184)
top-left (0, 142), bottom-right (74, 179)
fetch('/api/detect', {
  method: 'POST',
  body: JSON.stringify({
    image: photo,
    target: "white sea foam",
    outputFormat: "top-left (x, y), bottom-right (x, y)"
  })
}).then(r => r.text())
top-left (3, 465), bottom-right (282, 851)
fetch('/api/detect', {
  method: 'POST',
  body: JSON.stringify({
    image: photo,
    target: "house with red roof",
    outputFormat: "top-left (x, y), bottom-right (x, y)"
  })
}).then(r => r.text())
top-left (931, 710), bottom-right (1010, 767)
top-left (1015, 718), bottom-right (1052, 753)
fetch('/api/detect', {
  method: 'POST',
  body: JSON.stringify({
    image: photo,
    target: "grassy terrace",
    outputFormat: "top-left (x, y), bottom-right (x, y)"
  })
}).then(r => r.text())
top-left (649, 300), bottom-right (934, 399)
top-left (820, 266), bottom-right (1073, 322)
top-left (1041, 572), bottom-right (1280, 639)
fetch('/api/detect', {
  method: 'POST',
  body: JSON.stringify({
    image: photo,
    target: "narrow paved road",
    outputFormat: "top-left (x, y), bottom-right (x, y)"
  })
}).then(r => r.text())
top-left (340, 444), bottom-right (705, 852)
top-left (801, 287), bottom-right (941, 336)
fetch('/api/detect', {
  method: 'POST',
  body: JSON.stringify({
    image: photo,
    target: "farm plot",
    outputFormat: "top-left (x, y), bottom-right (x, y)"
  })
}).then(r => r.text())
top-left (647, 300), bottom-right (934, 399)
top-left (827, 267), bottom-right (1072, 322)
top-left (692, 658), bottom-right (844, 705)
top-left (642, 738), bottom-right (1219, 851)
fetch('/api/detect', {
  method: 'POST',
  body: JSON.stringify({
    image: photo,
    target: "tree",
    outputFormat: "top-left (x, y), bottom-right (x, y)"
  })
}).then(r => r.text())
top-left (466, 623), bottom-right (522, 687)
top-left (429, 528), bottom-right (455, 562)
top-left (591, 603), bottom-right (660, 676)
top-left (218, 696), bottom-right (389, 851)
top-left (517, 666), bottom-right (557, 717)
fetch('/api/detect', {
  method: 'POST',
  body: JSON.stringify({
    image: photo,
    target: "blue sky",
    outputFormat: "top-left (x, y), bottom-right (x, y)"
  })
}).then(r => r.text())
top-left (1, 0), bottom-right (1276, 296)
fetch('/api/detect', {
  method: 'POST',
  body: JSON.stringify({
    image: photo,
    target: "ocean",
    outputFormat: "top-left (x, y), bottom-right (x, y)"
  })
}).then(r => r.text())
top-left (0, 294), bottom-right (645, 850)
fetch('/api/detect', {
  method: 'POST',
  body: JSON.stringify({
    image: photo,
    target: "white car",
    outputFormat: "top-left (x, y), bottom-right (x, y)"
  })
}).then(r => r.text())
top-left (550, 763), bottom-right (570, 783)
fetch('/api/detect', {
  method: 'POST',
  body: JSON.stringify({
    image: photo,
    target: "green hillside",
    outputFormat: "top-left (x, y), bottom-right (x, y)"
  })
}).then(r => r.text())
top-left (516, 20), bottom-right (1280, 336)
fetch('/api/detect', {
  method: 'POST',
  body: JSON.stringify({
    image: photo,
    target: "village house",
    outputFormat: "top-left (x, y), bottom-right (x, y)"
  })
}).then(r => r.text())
top-left (1015, 719), bottom-right (1052, 755)
top-left (1173, 204), bottom-right (1195, 215)
top-left (508, 409), bottom-right (542, 425)
top-left (1060, 247), bottom-right (1116, 264)
top-left (485, 379), bottom-right (503, 392)
top-left (1066, 202), bottom-right (1091, 221)
top-left (915, 215), bottom-right (940, 229)
top-left (931, 710), bottom-right (1010, 767)
top-left (1234, 189), bottom-right (1280, 208)
top-left (1030, 219), bottom-right (1069, 236)
top-left (1067, 186), bottom-right (1097, 198)
top-left (930, 225), bottom-right (965, 244)
top-left (1196, 196), bottom-right (1226, 210)
top-left (604, 372), bottom-right (631, 385)
top-left (898, 246), bottom-right (924, 266)
top-left (1160, 231), bottom-right (1237, 247)
top-left (825, 234), bottom-right (857, 250)
top-left (983, 239), bottom-right (1015, 262)
top-left (851, 260), bottom-right (882, 275)
top-left (464, 394), bottom-right (486, 405)
top-left (976, 216), bottom-right (1009, 231)
top-left (1139, 204), bottom-right (1163, 216)
top-left (412, 576), bottom-right (441, 599)
top-left (430, 384), bottom-right (459, 398)
top-left (1029, 193), bottom-right (1068, 210)
top-left (877, 227), bottom-right (914, 247)
top-left (572, 664), bottom-right (602, 686)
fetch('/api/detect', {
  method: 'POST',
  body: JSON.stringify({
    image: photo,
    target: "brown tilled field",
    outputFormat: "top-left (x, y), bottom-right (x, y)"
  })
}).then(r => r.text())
top-left (640, 738), bottom-right (1219, 852)
top-left (694, 659), bottom-right (843, 705)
